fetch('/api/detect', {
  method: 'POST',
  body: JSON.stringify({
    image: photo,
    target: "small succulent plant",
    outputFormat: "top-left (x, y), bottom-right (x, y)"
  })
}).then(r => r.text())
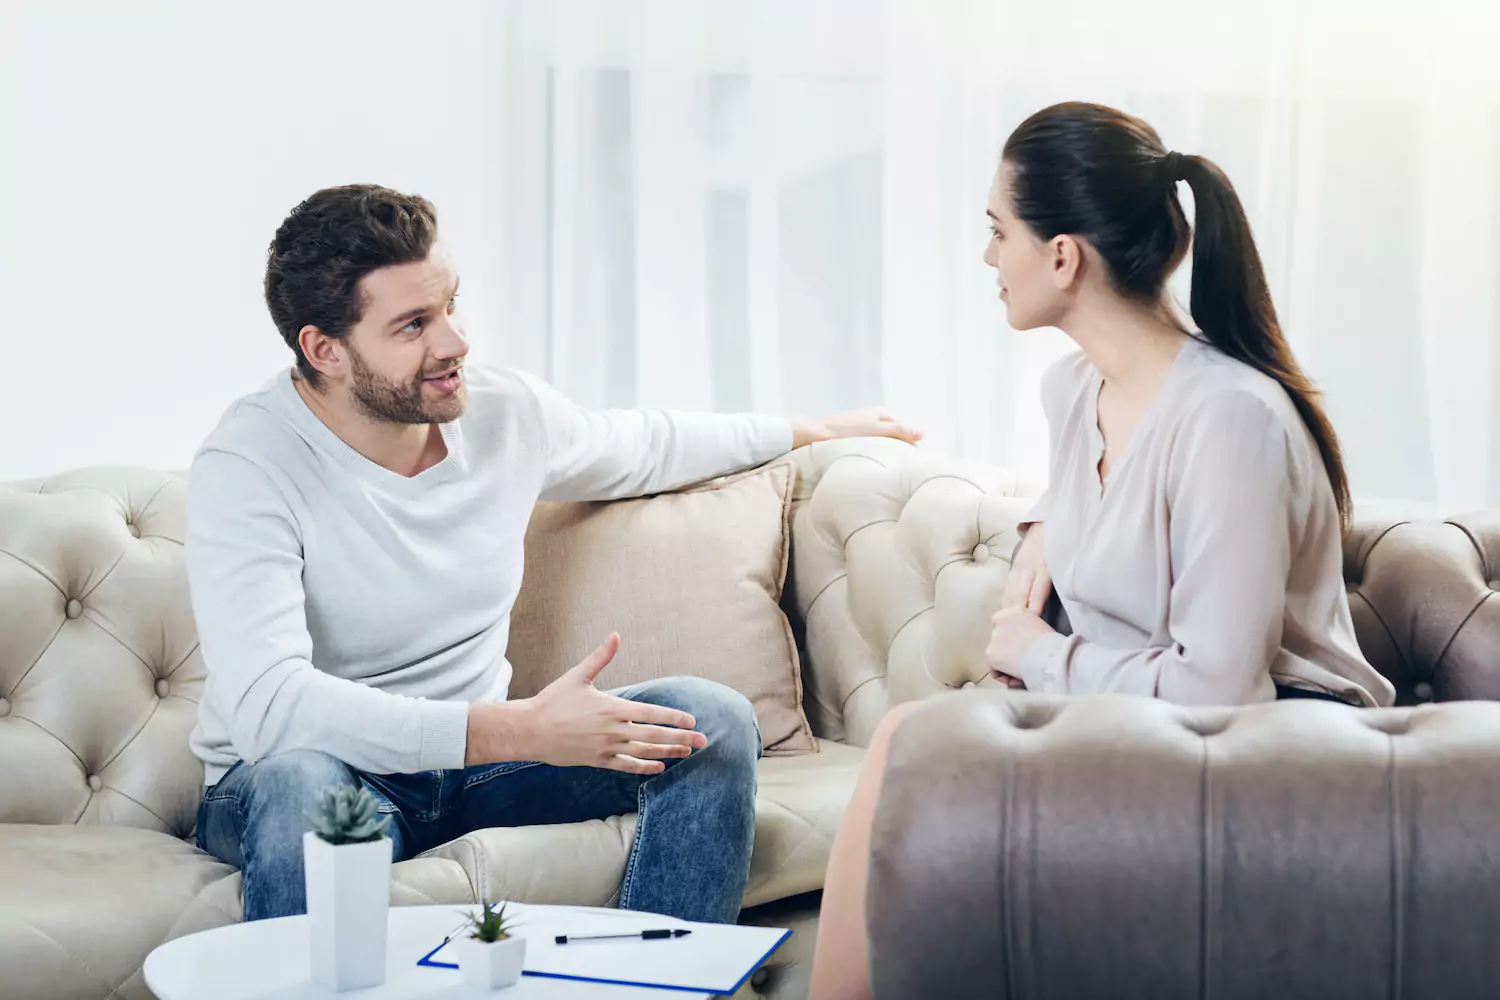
top-left (305, 785), bottom-right (390, 845)
top-left (464, 901), bottom-right (520, 943)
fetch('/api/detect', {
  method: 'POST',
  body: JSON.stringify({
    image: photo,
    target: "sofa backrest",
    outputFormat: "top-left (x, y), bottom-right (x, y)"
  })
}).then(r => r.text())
top-left (1344, 513), bottom-right (1500, 704)
top-left (0, 468), bottom-right (203, 836)
top-left (3, 454), bottom-right (1497, 831)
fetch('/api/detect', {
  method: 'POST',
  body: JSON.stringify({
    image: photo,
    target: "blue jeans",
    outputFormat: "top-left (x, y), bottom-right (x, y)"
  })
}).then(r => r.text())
top-left (196, 677), bottom-right (761, 924)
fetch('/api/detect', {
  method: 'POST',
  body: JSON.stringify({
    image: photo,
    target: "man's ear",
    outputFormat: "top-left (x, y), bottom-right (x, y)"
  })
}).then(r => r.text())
top-left (298, 325), bottom-right (344, 382)
top-left (1050, 234), bottom-right (1084, 291)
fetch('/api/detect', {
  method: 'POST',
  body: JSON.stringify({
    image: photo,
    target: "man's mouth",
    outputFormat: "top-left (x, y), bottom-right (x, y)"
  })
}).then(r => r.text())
top-left (422, 366), bottom-right (463, 392)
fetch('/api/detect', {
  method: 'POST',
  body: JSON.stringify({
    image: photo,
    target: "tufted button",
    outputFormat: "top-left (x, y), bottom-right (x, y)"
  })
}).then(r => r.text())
top-left (750, 968), bottom-right (772, 989)
top-left (65, 598), bottom-right (82, 619)
top-left (127, 521), bottom-right (140, 538)
top-left (972, 542), bottom-right (990, 563)
top-left (0, 697), bottom-right (9, 718)
top-left (155, 678), bottom-right (170, 698)
top-left (1413, 681), bottom-right (1434, 702)
top-left (1012, 704), bottom-right (1058, 730)
top-left (1366, 716), bottom-right (1411, 737)
top-left (86, 774), bottom-right (103, 792)
top-left (1183, 716), bottom-right (1231, 738)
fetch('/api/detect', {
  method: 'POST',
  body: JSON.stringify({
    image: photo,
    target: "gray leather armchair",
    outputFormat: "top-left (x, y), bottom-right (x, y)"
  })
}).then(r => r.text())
top-left (867, 512), bottom-right (1500, 999)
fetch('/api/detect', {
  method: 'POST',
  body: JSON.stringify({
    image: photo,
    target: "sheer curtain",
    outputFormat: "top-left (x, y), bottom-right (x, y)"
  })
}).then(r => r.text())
top-left (487, 0), bottom-right (1500, 512)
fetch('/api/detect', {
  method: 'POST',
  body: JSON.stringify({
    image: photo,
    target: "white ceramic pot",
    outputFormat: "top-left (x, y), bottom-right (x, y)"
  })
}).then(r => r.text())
top-left (302, 831), bottom-right (392, 991)
top-left (457, 934), bottom-right (527, 990)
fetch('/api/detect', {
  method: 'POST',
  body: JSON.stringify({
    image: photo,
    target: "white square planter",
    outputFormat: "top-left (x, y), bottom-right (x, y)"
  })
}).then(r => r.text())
top-left (456, 935), bottom-right (527, 990)
top-left (303, 831), bottom-right (392, 991)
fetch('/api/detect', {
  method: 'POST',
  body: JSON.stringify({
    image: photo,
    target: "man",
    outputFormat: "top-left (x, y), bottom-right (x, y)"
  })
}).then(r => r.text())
top-left (187, 184), bottom-right (921, 924)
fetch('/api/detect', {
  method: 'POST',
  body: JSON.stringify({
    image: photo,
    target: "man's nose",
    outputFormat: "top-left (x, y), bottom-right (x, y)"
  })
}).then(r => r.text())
top-left (430, 314), bottom-right (469, 359)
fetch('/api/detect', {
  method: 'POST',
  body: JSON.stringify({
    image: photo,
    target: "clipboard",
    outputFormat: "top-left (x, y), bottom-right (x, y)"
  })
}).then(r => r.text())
top-left (418, 902), bottom-right (791, 995)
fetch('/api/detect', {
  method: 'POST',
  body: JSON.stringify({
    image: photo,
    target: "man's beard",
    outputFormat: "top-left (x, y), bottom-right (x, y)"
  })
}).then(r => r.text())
top-left (347, 345), bottom-right (463, 425)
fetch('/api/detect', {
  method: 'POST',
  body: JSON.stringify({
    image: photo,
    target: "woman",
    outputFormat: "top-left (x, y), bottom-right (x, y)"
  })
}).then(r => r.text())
top-left (806, 102), bottom-right (1395, 1000)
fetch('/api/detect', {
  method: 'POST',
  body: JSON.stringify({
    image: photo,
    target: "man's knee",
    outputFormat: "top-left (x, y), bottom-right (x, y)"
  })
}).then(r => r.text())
top-left (637, 676), bottom-right (761, 761)
top-left (237, 750), bottom-right (359, 828)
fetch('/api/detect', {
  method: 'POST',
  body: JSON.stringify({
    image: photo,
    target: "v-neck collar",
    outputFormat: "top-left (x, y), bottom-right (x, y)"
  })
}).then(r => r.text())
top-left (275, 369), bottom-right (468, 492)
top-left (1086, 336), bottom-right (1200, 500)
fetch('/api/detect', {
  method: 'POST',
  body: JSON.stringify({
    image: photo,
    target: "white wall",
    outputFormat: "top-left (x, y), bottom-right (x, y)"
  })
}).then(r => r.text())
top-left (0, 1), bottom-right (520, 480)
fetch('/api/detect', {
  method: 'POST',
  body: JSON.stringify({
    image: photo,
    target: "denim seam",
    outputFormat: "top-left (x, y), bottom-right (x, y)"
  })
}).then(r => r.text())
top-left (198, 787), bottom-right (248, 865)
top-left (617, 776), bottom-right (651, 910)
top-left (461, 760), bottom-right (545, 790)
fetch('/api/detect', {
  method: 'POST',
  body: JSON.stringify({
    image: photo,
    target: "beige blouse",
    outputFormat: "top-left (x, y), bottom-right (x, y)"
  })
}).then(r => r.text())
top-left (1019, 337), bottom-right (1395, 707)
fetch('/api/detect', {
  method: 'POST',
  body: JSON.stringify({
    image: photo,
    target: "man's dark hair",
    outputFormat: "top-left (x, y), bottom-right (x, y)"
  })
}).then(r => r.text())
top-left (264, 184), bottom-right (438, 387)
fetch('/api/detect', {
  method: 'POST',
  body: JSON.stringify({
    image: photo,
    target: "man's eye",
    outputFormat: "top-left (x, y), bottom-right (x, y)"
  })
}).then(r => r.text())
top-left (447, 293), bottom-right (459, 313)
top-left (401, 317), bottom-right (423, 333)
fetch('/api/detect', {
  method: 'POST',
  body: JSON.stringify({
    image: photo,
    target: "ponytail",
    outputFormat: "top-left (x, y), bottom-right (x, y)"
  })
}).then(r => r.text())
top-left (1174, 155), bottom-right (1350, 526)
top-left (1004, 103), bottom-right (1352, 526)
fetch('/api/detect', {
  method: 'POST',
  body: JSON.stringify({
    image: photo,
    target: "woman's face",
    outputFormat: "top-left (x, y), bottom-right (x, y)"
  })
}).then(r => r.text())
top-left (983, 164), bottom-right (1064, 330)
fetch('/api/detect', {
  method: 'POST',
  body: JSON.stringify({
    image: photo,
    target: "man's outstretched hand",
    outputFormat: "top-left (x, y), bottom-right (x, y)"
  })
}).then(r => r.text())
top-left (791, 406), bottom-right (923, 450)
top-left (465, 634), bottom-right (706, 774)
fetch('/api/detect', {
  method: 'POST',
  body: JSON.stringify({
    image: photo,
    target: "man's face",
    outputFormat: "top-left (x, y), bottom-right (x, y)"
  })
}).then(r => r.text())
top-left (341, 244), bottom-right (469, 425)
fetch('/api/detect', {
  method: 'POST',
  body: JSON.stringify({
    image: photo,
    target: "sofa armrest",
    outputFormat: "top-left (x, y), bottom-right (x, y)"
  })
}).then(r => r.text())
top-left (867, 691), bottom-right (1500, 1000)
top-left (781, 439), bottom-right (1037, 746)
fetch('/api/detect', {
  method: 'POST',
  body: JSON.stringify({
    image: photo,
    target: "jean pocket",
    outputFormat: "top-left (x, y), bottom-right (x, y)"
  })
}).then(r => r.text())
top-left (354, 776), bottom-right (403, 816)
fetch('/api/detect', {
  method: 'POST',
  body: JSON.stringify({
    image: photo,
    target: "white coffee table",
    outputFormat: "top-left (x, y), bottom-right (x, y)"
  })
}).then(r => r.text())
top-left (144, 904), bottom-right (715, 999)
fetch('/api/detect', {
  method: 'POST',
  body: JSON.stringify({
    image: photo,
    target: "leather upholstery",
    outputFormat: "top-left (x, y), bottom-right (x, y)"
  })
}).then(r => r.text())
top-left (1345, 512), bottom-right (1500, 704)
top-left (869, 690), bottom-right (1500, 1000)
top-left (0, 469), bottom-right (202, 835)
top-left (782, 439), bottom-right (1035, 746)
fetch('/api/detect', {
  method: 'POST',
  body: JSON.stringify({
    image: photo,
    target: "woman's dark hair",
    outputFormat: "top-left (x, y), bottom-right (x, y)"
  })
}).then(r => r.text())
top-left (1002, 102), bottom-right (1351, 526)
top-left (264, 184), bottom-right (438, 387)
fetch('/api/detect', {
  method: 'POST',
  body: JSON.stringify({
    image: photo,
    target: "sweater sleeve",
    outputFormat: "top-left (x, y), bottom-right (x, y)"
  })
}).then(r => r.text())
top-left (515, 371), bottom-right (795, 502)
top-left (186, 450), bottom-right (470, 772)
top-left (1017, 391), bottom-right (1300, 705)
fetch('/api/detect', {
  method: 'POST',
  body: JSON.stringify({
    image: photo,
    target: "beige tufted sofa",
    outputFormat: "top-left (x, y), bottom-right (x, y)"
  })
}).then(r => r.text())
top-left (0, 438), bottom-right (1038, 1000)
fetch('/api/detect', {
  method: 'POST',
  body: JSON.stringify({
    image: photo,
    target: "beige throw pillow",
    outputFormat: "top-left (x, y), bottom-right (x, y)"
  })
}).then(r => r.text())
top-left (507, 463), bottom-right (816, 755)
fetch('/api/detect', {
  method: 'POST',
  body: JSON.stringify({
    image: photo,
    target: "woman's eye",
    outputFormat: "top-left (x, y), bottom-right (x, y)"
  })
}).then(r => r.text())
top-left (401, 318), bottom-right (422, 333)
top-left (446, 294), bottom-right (458, 314)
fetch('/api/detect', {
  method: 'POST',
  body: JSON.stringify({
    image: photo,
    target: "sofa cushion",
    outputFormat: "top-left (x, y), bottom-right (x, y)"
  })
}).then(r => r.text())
top-left (509, 462), bottom-right (816, 753)
top-left (745, 738), bottom-right (866, 907)
top-left (0, 824), bottom-right (239, 1000)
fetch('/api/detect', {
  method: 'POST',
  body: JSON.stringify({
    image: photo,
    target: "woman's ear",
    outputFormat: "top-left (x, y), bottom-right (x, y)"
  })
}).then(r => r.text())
top-left (1050, 234), bottom-right (1084, 291)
